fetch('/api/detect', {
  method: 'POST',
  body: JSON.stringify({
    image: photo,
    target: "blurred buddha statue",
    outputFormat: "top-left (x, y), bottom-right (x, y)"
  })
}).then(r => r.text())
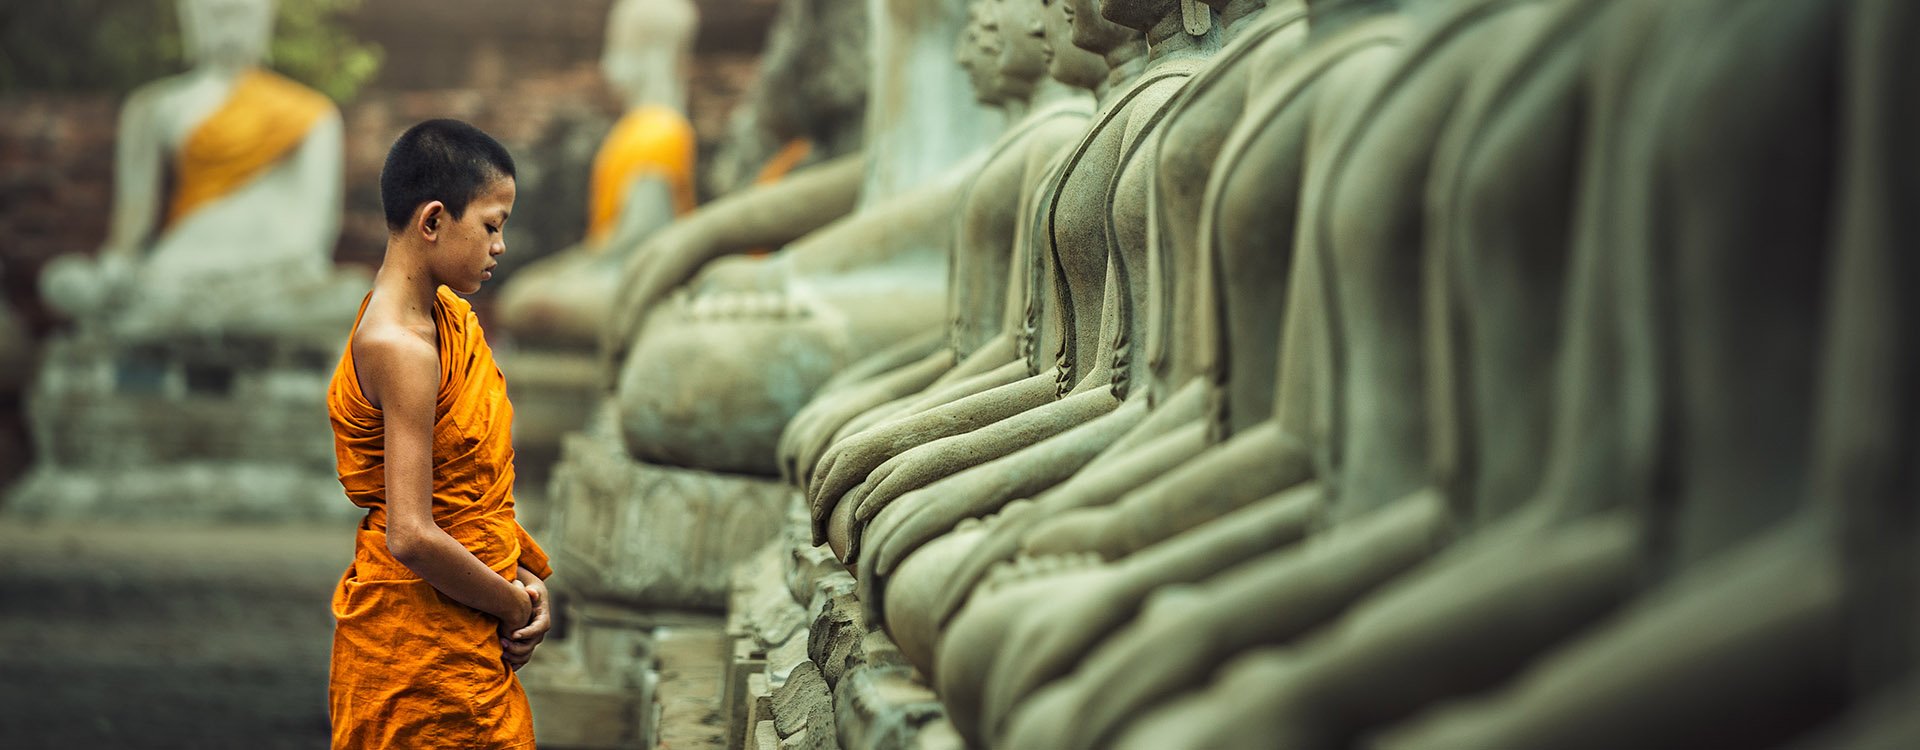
top-left (600, 0), bottom-right (1001, 476)
top-left (492, 0), bottom-right (700, 482)
top-left (496, 0), bottom-right (700, 350)
top-left (39, 0), bottom-right (352, 339)
top-left (13, 0), bottom-right (361, 520)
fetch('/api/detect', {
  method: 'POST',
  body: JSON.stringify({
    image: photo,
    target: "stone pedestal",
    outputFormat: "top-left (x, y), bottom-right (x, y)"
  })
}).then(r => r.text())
top-left (718, 494), bottom-right (961, 750)
top-left (497, 347), bottom-right (602, 504)
top-left (545, 405), bottom-right (790, 610)
top-left (7, 328), bottom-right (356, 521)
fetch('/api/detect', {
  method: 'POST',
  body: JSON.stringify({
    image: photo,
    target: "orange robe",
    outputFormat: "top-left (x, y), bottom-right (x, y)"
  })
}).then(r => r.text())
top-left (327, 287), bottom-right (552, 749)
top-left (585, 104), bottom-right (698, 244)
top-left (167, 67), bottom-right (333, 228)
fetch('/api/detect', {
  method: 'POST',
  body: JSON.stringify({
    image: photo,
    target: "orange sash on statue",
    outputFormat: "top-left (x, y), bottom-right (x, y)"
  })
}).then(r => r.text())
top-left (326, 287), bottom-right (552, 749)
top-left (166, 68), bottom-right (332, 228)
top-left (586, 104), bottom-right (698, 244)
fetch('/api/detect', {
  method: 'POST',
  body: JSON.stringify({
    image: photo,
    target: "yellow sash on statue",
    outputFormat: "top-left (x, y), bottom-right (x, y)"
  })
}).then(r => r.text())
top-left (165, 68), bottom-right (332, 228)
top-left (586, 104), bottom-right (697, 245)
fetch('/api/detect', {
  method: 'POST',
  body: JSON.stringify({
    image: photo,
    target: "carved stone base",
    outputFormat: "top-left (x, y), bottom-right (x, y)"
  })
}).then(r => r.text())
top-left (496, 347), bottom-right (602, 502)
top-left (545, 406), bottom-right (790, 610)
top-left (9, 330), bottom-right (353, 521)
top-left (520, 600), bottom-right (662, 750)
top-left (721, 497), bottom-right (960, 750)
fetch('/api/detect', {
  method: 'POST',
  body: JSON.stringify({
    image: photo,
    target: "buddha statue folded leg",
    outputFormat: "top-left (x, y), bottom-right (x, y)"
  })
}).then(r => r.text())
top-left (1020, 420), bottom-right (1311, 558)
top-left (798, 355), bottom-right (1034, 492)
top-left (614, 164), bottom-right (978, 476)
top-left (825, 385), bottom-right (1121, 561)
top-left (777, 329), bottom-right (951, 482)
top-left (865, 379), bottom-right (1217, 584)
top-left (808, 369), bottom-right (1060, 534)
top-left (855, 397), bottom-right (1156, 628)
top-left (913, 377), bottom-right (1221, 623)
top-left (1366, 518), bottom-right (1845, 750)
top-left (846, 383), bottom-right (1127, 530)
top-left (985, 490), bottom-right (1453, 748)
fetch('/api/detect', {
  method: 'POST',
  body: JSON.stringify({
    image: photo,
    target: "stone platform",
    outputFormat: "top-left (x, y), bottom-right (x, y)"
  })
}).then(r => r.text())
top-left (543, 405), bottom-right (791, 610)
top-left (718, 497), bottom-right (962, 750)
top-left (526, 406), bottom-right (795, 746)
top-left (8, 329), bottom-right (356, 521)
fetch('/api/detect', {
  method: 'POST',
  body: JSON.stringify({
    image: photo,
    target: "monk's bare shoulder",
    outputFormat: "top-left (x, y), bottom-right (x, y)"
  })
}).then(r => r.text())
top-left (350, 316), bottom-right (438, 409)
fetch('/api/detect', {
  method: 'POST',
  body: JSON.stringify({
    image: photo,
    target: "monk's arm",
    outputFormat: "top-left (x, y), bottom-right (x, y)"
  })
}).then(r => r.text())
top-left (361, 332), bottom-right (533, 630)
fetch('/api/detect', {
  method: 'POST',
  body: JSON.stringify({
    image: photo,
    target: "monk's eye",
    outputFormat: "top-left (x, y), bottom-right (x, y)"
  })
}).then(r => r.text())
top-left (486, 224), bottom-right (500, 234)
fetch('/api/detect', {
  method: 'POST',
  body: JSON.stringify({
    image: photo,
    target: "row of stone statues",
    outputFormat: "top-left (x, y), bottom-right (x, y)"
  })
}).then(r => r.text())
top-left (599, 0), bottom-right (1916, 745)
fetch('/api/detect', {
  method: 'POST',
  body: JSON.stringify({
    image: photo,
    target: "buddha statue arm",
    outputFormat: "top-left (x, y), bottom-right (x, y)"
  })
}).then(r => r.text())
top-left (603, 175), bottom-right (677, 254)
top-left (808, 369), bottom-right (1061, 538)
top-left (100, 86), bottom-right (168, 259)
top-left (779, 343), bottom-right (956, 483)
top-left (282, 109), bottom-right (345, 261)
top-left (606, 153), bottom-right (864, 354)
top-left (834, 385), bottom-right (1125, 561)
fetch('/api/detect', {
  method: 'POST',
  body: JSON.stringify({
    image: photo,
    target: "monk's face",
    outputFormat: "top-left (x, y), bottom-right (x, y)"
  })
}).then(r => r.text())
top-left (434, 175), bottom-right (516, 295)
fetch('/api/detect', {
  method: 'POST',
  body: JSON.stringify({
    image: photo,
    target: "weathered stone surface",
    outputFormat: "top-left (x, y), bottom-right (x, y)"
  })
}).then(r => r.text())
top-left (771, 659), bottom-right (835, 742)
top-left (808, 586), bottom-right (866, 688)
top-left (519, 601), bottom-right (659, 750)
top-left (654, 621), bottom-right (730, 750)
top-left (8, 332), bottom-right (358, 521)
top-left (547, 412), bottom-right (789, 609)
top-left (832, 661), bottom-right (947, 750)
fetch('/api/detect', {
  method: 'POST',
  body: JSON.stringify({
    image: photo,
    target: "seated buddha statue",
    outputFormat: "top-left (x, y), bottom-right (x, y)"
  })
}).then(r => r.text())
top-left (495, 0), bottom-right (700, 350)
top-left (775, 0), bottom-right (1101, 496)
top-left (40, 0), bottom-right (353, 339)
top-left (602, 0), bottom-right (1002, 476)
top-left (806, 0), bottom-right (1222, 567)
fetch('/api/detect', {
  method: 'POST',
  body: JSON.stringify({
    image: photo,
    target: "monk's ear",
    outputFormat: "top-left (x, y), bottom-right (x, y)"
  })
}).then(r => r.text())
top-left (418, 201), bottom-right (447, 242)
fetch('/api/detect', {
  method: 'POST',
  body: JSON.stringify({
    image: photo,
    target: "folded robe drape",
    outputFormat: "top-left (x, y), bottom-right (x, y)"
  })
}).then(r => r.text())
top-left (166, 67), bottom-right (331, 229)
top-left (327, 286), bottom-right (552, 749)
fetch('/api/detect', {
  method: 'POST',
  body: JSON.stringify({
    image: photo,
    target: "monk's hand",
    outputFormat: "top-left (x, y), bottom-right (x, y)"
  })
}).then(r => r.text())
top-left (501, 571), bottom-right (551, 671)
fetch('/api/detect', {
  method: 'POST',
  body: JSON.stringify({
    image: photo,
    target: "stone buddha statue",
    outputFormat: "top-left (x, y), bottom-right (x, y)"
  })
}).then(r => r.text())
top-left (15, 0), bottom-right (364, 520)
top-left (807, 0), bottom-right (1222, 567)
top-left (907, 0), bottom-right (1425, 743)
top-left (866, 0), bottom-right (1320, 655)
top-left (496, 0), bottom-right (699, 350)
top-left (964, 1), bottom-right (1872, 747)
top-left (490, 0), bottom-right (700, 484)
top-left (775, 0), bottom-right (1101, 490)
top-left (39, 0), bottom-right (351, 339)
top-left (601, 0), bottom-right (1000, 476)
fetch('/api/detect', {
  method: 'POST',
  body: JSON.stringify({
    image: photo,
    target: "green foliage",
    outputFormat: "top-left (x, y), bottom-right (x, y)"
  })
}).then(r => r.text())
top-left (0, 0), bottom-right (382, 101)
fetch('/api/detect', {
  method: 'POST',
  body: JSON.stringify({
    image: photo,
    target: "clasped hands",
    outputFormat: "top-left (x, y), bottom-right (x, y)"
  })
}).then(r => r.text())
top-left (500, 566), bottom-right (552, 671)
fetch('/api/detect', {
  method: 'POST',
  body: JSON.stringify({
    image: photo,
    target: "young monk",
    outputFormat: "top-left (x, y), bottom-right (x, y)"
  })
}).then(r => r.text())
top-left (327, 118), bottom-right (553, 748)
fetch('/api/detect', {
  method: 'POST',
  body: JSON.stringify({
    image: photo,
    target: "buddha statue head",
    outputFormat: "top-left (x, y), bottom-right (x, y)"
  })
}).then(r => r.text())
top-left (179, 0), bottom-right (274, 72)
top-left (1042, 0), bottom-right (1111, 89)
top-left (603, 0), bottom-right (699, 110)
top-left (991, 0), bottom-right (1052, 101)
top-left (1063, 0), bottom-right (1140, 57)
top-left (960, 0), bottom-right (1011, 105)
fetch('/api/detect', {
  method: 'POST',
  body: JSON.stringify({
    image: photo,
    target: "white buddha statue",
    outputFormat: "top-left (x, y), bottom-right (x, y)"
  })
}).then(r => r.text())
top-left (39, 0), bottom-right (352, 339)
top-left (495, 0), bottom-right (701, 348)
